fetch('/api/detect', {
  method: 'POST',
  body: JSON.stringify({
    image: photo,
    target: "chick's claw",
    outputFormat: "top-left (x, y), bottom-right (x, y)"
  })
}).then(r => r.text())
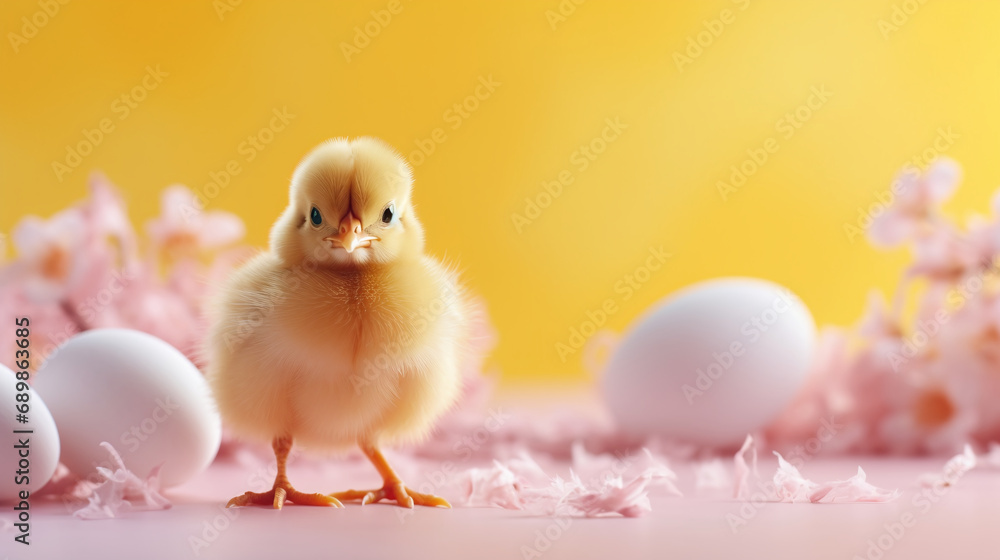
top-left (331, 482), bottom-right (451, 509)
top-left (227, 486), bottom-right (344, 509)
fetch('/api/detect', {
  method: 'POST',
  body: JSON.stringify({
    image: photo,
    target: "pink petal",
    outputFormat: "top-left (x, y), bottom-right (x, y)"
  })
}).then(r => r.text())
top-left (922, 157), bottom-right (961, 204)
top-left (808, 467), bottom-right (900, 503)
top-left (772, 453), bottom-right (899, 503)
top-left (12, 209), bottom-right (86, 256)
top-left (195, 212), bottom-right (246, 249)
top-left (87, 174), bottom-right (133, 238)
top-left (565, 473), bottom-right (653, 518)
top-left (571, 443), bottom-right (679, 495)
top-left (147, 185), bottom-right (200, 244)
top-left (161, 184), bottom-right (201, 225)
top-left (733, 434), bottom-right (757, 500)
top-left (461, 461), bottom-right (524, 509)
top-left (867, 208), bottom-right (918, 248)
top-left (11, 216), bottom-right (49, 255)
top-left (991, 189), bottom-right (1000, 217)
top-left (857, 290), bottom-right (898, 339)
top-left (918, 444), bottom-right (976, 488)
top-left (73, 442), bottom-right (170, 520)
top-left (891, 166), bottom-right (922, 207)
top-left (459, 447), bottom-right (677, 518)
top-left (694, 459), bottom-right (731, 490)
top-left (772, 452), bottom-right (818, 502)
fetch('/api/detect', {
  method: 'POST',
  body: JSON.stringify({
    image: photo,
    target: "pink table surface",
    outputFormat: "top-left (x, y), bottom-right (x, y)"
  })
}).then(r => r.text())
top-left (7, 453), bottom-right (999, 560)
top-left (6, 385), bottom-right (999, 560)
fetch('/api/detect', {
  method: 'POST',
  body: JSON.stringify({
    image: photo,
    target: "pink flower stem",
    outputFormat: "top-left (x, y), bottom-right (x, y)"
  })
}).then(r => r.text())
top-left (60, 299), bottom-right (90, 333)
top-left (890, 275), bottom-right (911, 324)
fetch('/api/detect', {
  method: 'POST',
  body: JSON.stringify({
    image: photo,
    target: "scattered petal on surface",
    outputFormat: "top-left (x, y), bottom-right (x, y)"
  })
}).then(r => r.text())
top-left (460, 446), bottom-right (679, 518)
top-left (461, 461), bottom-right (524, 510)
top-left (694, 459), bottom-right (731, 490)
top-left (734, 434), bottom-right (758, 500)
top-left (73, 442), bottom-right (171, 520)
top-left (772, 452), bottom-right (899, 504)
top-left (771, 452), bottom-right (819, 502)
top-left (919, 444), bottom-right (977, 488)
top-left (808, 467), bottom-right (901, 503)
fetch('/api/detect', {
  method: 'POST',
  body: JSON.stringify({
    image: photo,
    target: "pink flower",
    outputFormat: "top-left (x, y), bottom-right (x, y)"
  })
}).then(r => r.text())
top-left (114, 266), bottom-right (202, 359)
top-left (867, 158), bottom-right (962, 248)
top-left (147, 186), bottom-right (244, 259)
top-left (857, 290), bottom-right (903, 340)
top-left (877, 366), bottom-right (978, 455)
top-left (6, 208), bottom-right (89, 303)
top-left (963, 214), bottom-right (1000, 268)
top-left (907, 223), bottom-right (982, 284)
top-left (85, 173), bottom-right (137, 263)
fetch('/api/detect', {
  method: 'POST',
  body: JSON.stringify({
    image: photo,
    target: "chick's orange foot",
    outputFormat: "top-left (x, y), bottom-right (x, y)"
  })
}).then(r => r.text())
top-left (330, 482), bottom-right (451, 509)
top-left (227, 485), bottom-right (344, 509)
top-left (332, 443), bottom-right (452, 508)
top-left (225, 436), bottom-right (344, 509)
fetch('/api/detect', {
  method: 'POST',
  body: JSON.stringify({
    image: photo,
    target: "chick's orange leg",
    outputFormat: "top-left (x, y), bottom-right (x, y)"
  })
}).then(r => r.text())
top-left (226, 436), bottom-right (344, 509)
top-left (329, 444), bottom-right (451, 509)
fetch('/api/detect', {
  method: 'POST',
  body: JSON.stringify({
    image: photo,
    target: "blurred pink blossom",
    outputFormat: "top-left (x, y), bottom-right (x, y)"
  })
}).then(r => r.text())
top-left (767, 157), bottom-right (1000, 456)
top-left (0, 174), bottom-right (247, 370)
top-left (6, 208), bottom-right (89, 303)
top-left (147, 185), bottom-right (244, 258)
top-left (867, 158), bottom-right (961, 248)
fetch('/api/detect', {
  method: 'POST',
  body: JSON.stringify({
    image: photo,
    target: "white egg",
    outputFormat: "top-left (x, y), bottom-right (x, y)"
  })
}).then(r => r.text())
top-left (601, 277), bottom-right (816, 447)
top-left (0, 364), bottom-right (60, 503)
top-left (33, 329), bottom-right (221, 488)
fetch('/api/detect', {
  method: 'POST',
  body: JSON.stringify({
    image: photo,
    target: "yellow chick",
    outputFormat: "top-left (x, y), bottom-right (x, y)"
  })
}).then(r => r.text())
top-left (207, 137), bottom-right (472, 509)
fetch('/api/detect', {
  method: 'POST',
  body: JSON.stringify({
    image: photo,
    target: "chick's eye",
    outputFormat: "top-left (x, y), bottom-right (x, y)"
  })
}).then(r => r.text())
top-left (381, 203), bottom-right (395, 224)
top-left (310, 207), bottom-right (322, 226)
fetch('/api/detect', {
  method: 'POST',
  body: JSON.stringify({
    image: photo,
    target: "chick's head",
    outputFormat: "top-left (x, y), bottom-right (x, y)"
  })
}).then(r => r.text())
top-left (271, 137), bottom-right (424, 268)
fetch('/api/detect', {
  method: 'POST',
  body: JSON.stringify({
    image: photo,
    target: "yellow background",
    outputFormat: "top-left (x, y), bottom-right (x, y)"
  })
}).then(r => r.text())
top-left (2, 0), bottom-right (999, 382)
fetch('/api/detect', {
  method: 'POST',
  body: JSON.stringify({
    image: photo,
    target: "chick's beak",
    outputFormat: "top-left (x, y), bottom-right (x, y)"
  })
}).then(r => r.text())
top-left (324, 213), bottom-right (378, 253)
